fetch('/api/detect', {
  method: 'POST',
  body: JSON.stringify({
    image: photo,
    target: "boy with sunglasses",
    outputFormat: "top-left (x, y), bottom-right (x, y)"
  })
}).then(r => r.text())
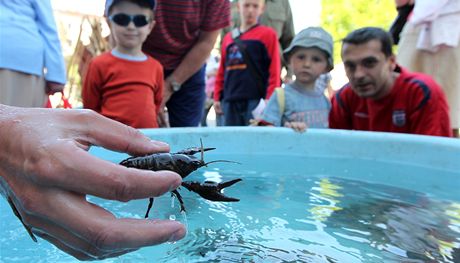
top-left (82, 0), bottom-right (164, 128)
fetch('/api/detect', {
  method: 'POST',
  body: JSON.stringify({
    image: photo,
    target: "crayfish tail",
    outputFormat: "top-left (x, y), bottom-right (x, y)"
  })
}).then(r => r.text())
top-left (199, 191), bottom-right (240, 202)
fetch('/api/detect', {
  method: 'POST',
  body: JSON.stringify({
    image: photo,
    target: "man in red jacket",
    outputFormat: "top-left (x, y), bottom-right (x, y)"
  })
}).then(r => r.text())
top-left (329, 27), bottom-right (452, 137)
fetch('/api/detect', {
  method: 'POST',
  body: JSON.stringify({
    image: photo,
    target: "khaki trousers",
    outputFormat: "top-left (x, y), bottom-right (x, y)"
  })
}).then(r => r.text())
top-left (0, 69), bottom-right (47, 107)
top-left (397, 23), bottom-right (460, 129)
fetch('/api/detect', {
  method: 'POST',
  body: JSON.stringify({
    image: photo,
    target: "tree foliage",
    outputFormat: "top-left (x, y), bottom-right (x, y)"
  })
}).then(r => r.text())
top-left (321, 0), bottom-right (397, 65)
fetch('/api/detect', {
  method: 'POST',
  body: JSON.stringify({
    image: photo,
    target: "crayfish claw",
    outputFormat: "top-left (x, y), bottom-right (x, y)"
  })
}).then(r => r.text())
top-left (181, 179), bottom-right (241, 202)
top-left (219, 178), bottom-right (242, 189)
top-left (210, 193), bottom-right (240, 202)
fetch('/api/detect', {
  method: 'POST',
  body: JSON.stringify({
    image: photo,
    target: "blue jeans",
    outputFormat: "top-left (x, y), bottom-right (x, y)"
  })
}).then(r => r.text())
top-left (222, 99), bottom-right (260, 126)
top-left (165, 66), bottom-right (206, 127)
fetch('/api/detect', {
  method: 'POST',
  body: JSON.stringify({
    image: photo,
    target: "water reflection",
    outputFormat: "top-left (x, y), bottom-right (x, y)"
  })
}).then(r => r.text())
top-left (319, 178), bottom-right (460, 263)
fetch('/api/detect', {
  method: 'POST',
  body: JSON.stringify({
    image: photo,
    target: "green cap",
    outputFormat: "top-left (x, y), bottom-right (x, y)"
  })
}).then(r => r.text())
top-left (283, 27), bottom-right (334, 69)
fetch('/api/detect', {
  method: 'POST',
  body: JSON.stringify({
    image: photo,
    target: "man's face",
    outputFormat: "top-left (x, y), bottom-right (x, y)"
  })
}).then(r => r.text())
top-left (238, 0), bottom-right (265, 26)
top-left (341, 39), bottom-right (396, 100)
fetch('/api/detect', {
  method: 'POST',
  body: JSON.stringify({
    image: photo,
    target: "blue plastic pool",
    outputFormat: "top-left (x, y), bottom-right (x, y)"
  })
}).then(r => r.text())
top-left (1, 127), bottom-right (459, 262)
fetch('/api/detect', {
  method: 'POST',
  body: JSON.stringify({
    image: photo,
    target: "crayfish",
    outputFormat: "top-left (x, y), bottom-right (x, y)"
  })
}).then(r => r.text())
top-left (119, 140), bottom-right (242, 217)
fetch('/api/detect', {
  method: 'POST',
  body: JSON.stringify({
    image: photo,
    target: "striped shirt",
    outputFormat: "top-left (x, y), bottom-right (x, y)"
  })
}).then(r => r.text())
top-left (143, 0), bottom-right (231, 70)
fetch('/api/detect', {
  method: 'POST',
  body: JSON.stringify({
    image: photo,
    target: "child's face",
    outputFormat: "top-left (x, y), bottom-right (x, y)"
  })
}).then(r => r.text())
top-left (237, 0), bottom-right (265, 27)
top-left (108, 2), bottom-right (155, 52)
top-left (288, 47), bottom-right (329, 86)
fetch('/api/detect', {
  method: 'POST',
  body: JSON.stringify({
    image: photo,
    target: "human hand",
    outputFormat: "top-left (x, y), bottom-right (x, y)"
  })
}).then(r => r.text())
top-left (284, 121), bottom-right (308, 133)
top-left (213, 100), bottom-right (223, 115)
top-left (162, 83), bottom-right (174, 106)
top-left (160, 78), bottom-right (177, 122)
top-left (45, 81), bottom-right (65, 95)
top-left (0, 105), bottom-right (186, 260)
top-left (157, 107), bottom-right (170, 128)
top-left (163, 76), bottom-right (181, 107)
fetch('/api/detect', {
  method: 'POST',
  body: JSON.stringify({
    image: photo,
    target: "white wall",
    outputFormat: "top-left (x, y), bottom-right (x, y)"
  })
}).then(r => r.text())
top-left (51, 0), bottom-right (105, 16)
top-left (289, 0), bottom-right (322, 33)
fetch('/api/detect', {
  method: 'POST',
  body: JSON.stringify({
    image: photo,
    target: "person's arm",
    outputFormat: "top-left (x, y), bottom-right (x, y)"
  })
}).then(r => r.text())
top-left (0, 105), bottom-right (186, 260)
top-left (154, 64), bottom-right (167, 127)
top-left (154, 64), bottom-right (165, 115)
top-left (265, 30), bottom-right (281, 99)
top-left (81, 59), bottom-right (102, 112)
top-left (260, 89), bottom-right (283, 126)
top-left (163, 29), bottom-right (221, 104)
top-left (407, 80), bottom-right (452, 137)
top-left (33, 0), bottom-right (67, 90)
top-left (279, 0), bottom-right (295, 51)
top-left (329, 88), bottom-right (353, 129)
top-left (213, 36), bottom-right (229, 115)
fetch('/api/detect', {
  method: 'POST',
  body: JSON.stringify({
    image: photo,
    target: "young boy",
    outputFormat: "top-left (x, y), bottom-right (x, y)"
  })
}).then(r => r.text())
top-left (259, 27), bottom-right (334, 132)
top-left (214, 0), bottom-right (281, 126)
top-left (82, 0), bottom-right (163, 128)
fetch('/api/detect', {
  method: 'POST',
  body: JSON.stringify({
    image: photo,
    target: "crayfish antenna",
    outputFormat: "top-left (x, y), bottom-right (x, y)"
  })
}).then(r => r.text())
top-left (204, 160), bottom-right (241, 166)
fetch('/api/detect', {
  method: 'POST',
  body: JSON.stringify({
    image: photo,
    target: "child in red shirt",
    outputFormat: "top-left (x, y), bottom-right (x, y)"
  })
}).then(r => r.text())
top-left (83, 0), bottom-right (163, 128)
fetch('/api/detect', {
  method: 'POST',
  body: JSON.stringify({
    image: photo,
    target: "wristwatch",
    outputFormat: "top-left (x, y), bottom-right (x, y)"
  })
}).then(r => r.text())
top-left (170, 79), bottom-right (181, 92)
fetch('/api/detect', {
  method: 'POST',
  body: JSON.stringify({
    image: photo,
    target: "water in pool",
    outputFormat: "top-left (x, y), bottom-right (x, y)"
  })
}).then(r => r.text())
top-left (1, 155), bottom-right (459, 262)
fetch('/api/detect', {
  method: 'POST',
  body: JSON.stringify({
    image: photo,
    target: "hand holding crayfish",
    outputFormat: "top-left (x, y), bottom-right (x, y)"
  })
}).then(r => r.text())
top-left (120, 139), bottom-right (242, 217)
top-left (0, 105), bottom-right (186, 260)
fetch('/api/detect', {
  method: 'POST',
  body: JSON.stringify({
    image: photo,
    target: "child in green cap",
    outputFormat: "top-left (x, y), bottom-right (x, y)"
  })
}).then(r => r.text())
top-left (259, 27), bottom-right (334, 132)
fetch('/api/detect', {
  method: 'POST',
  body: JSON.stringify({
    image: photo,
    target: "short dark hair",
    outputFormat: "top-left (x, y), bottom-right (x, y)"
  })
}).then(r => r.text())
top-left (342, 27), bottom-right (394, 57)
top-left (108, 0), bottom-right (154, 16)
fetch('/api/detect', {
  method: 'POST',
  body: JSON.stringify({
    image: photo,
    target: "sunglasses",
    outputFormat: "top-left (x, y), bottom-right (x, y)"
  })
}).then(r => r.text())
top-left (109, 13), bottom-right (151, 27)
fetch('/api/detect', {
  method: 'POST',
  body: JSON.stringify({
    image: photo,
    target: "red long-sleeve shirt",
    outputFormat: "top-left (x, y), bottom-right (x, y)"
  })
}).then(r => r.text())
top-left (82, 52), bottom-right (163, 128)
top-left (329, 66), bottom-right (452, 137)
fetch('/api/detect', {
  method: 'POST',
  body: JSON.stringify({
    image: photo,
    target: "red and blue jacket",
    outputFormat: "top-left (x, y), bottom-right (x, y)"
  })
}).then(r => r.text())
top-left (214, 24), bottom-right (281, 102)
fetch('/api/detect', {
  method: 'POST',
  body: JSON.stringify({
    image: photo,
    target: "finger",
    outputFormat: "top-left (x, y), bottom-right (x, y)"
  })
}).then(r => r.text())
top-left (41, 145), bottom-right (182, 201)
top-left (294, 123), bottom-right (306, 133)
top-left (23, 191), bottom-right (184, 259)
top-left (72, 110), bottom-right (170, 156)
top-left (35, 228), bottom-right (137, 260)
top-left (94, 218), bottom-right (186, 250)
top-left (42, 193), bottom-right (186, 252)
top-left (34, 231), bottom-right (94, 261)
top-left (28, 209), bottom-right (137, 260)
top-left (8, 191), bottom-right (105, 260)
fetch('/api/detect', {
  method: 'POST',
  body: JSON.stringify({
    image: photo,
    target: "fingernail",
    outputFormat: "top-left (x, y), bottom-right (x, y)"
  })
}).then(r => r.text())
top-left (168, 177), bottom-right (182, 192)
top-left (168, 229), bottom-right (186, 242)
top-left (151, 140), bottom-right (169, 148)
